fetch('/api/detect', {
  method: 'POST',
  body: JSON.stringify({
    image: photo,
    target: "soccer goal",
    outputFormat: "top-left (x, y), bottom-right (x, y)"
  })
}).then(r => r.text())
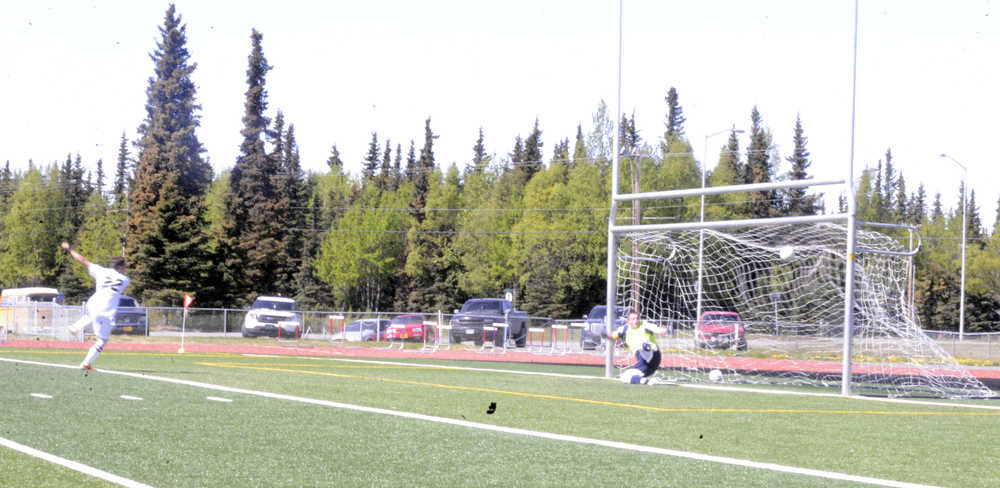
top-left (611, 221), bottom-right (992, 399)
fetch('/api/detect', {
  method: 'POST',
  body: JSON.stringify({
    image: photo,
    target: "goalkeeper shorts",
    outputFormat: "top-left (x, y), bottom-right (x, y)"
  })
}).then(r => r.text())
top-left (631, 347), bottom-right (661, 377)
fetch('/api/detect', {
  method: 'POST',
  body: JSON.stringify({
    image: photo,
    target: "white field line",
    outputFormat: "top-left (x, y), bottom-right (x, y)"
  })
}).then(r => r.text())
top-left (30, 393), bottom-right (53, 399)
top-left (0, 436), bottom-right (153, 488)
top-left (273, 355), bottom-right (1000, 411)
top-left (206, 396), bottom-right (233, 403)
top-left (120, 395), bottom-right (143, 401)
top-left (0, 357), bottom-right (940, 488)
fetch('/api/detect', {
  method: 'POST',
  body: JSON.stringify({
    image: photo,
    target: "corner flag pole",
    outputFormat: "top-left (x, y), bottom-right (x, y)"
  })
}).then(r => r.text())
top-left (179, 294), bottom-right (194, 354)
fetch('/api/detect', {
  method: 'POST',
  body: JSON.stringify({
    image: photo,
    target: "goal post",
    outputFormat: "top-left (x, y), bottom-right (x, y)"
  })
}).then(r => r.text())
top-left (605, 181), bottom-right (992, 399)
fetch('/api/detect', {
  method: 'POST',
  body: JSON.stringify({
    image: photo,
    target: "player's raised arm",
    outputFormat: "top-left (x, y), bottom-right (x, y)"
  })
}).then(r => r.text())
top-left (61, 242), bottom-right (91, 268)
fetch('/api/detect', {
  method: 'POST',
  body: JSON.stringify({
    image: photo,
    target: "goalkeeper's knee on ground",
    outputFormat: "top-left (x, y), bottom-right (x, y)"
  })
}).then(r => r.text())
top-left (620, 368), bottom-right (644, 384)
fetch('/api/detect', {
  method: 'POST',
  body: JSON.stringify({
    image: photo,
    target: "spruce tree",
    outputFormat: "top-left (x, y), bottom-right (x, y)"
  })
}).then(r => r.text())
top-left (405, 140), bottom-right (417, 183)
top-left (95, 159), bottom-right (105, 196)
top-left (521, 118), bottom-right (543, 182)
top-left (472, 127), bottom-right (488, 172)
top-left (894, 174), bottom-right (907, 223)
top-left (0, 161), bottom-right (12, 210)
top-left (260, 118), bottom-right (306, 295)
top-left (707, 129), bottom-right (745, 220)
top-left (882, 149), bottom-right (896, 212)
top-left (269, 111), bottom-right (286, 169)
top-left (509, 136), bottom-right (525, 172)
top-left (620, 113), bottom-right (639, 154)
top-left (994, 194), bottom-right (1000, 237)
top-left (719, 130), bottom-right (743, 182)
top-left (293, 189), bottom-right (333, 309)
top-left (63, 154), bottom-right (89, 232)
top-left (128, 5), bottom-right (214, 305)
top-left (381, 138), bottom-right (393, 189)
top-left (871, 160), bottom-right (884, 221)
top-left (326, 144), bottom-right (344, 172)
top-left (910, 184), bottom-right (928, 224)
top-left (392, 143), bottom-right (402, 191)
top-left (221, 28), bottom-right (287, 304)
top-left (362, 132), bottom-right (379, 183)
top-left (405, 164), bottom-right (465, 311)
top-left (113, 132), bottom-right (131, 204)
top-left (572, 124), bottom-right (587, 167)
top-left (783, 114), bottom-right (818, 216)
top-left (552, 138), bottom-right (570, 166)
top-left (965, 187), bottom-right (984, 247)
top-left (931, 193), bottom-right (944, 223)
top-left (664, 86), bottom-right (686, 142)
top-left (410, 118), bottom-right (435, 223)
top-left (744, 106), bottom-right (774, 218)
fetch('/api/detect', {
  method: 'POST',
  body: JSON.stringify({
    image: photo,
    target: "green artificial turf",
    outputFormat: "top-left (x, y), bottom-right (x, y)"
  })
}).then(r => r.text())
top-left (1, 348), bottom-right (998, 487)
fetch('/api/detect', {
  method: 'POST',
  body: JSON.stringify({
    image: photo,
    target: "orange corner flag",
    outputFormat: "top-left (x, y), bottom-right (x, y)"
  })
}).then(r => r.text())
top-left (183, 294), bottom-right (194, 310)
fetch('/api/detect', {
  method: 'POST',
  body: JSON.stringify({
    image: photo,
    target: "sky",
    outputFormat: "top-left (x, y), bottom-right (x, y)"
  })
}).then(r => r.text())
top-left (3, 1), bottom-right (998, 230)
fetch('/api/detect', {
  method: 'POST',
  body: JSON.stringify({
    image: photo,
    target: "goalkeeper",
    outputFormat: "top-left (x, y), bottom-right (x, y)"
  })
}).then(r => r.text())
top-left (606, 310), bottom-right (668, 384)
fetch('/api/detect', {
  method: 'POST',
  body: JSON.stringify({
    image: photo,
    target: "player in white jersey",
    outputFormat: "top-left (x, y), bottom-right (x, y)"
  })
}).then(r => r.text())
top-left (63, 242), bottom-right (130, 371)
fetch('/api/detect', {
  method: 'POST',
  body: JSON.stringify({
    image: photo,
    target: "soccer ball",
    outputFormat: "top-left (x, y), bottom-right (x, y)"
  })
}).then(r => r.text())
top-left (708, 369), bottom-right (723, 382)
top-left (778, 246), bottom-right (795, 260)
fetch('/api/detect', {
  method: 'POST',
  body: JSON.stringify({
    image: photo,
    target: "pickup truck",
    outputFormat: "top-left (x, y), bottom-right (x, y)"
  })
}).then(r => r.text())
top-left (580, 305), bottom-right (629, 350)
top-left (449, 298), bottom-right (529, 347)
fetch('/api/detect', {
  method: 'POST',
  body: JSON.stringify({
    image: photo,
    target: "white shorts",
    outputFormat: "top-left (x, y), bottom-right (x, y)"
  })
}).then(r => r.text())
top-left (73, 313), bottom-right (112, 341)
top-left (92, 316), bottom-right (112, 340)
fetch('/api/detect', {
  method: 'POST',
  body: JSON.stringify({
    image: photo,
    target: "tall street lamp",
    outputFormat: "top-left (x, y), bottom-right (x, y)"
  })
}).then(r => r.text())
top-left (940, 153), bottom-right (967, 341)
top-left (695, 128), bottom-right (743, 324)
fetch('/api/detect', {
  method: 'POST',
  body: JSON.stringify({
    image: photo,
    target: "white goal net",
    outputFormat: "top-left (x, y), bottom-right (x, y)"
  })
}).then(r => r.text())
top-left (615, 222), bottom-right (993, 399)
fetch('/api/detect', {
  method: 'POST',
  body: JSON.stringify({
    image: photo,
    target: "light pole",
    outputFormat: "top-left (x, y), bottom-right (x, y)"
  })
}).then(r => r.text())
top-left (695, 128), bottom-right (743, 324)
top-left (940, 154), bottom-right (967, 341)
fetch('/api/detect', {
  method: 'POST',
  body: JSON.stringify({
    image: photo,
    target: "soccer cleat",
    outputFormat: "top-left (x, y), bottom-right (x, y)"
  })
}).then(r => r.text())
top-left (80, 364), bottom-right (93, 371)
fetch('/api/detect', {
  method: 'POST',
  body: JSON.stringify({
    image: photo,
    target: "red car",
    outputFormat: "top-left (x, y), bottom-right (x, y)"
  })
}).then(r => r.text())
top-left (695, 311), bottom-right (748, 351)
top-left (384, 314), bottom-right (428, 341)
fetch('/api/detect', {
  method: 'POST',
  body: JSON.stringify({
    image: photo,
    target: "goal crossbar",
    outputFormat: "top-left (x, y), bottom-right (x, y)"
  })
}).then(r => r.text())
top-left (614, 178), bottom-right (845, 203)
top-left (612, 213), bottom-right (847, 234)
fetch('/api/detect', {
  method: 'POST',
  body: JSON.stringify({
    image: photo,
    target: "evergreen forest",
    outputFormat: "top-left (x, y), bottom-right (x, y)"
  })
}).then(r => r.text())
top-left (2, 5), bottom-right (998, 332)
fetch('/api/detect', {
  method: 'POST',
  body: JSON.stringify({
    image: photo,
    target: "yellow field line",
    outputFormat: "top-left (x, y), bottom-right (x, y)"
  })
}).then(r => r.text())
top-left (196, 361), bottom-right (1000, 417)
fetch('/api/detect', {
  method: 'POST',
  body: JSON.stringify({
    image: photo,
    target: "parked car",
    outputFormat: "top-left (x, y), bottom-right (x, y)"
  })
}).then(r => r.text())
top-left (111, 295), bottom-right (147, 335)
top-left (335, 318), bottom-right (391, 342)
top-left (580, 305), bottom-right (629, 350)
top-left (694, 311), bottom-right (747, 350)
top-left (384, 314), bottom-right (428, 341)
top-left (449, 298), bottom-right (530, 347)
top-left (241, 296), bottom-right (300, 338)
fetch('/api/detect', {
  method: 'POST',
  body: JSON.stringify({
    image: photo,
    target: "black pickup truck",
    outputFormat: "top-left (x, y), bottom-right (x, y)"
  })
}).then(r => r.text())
top-left (449, 298), bottom-right (529, 347)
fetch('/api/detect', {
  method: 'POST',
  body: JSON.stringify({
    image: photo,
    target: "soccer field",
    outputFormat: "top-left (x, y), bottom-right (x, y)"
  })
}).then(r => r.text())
top-left (1, 347), bottom-right (998, 487)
